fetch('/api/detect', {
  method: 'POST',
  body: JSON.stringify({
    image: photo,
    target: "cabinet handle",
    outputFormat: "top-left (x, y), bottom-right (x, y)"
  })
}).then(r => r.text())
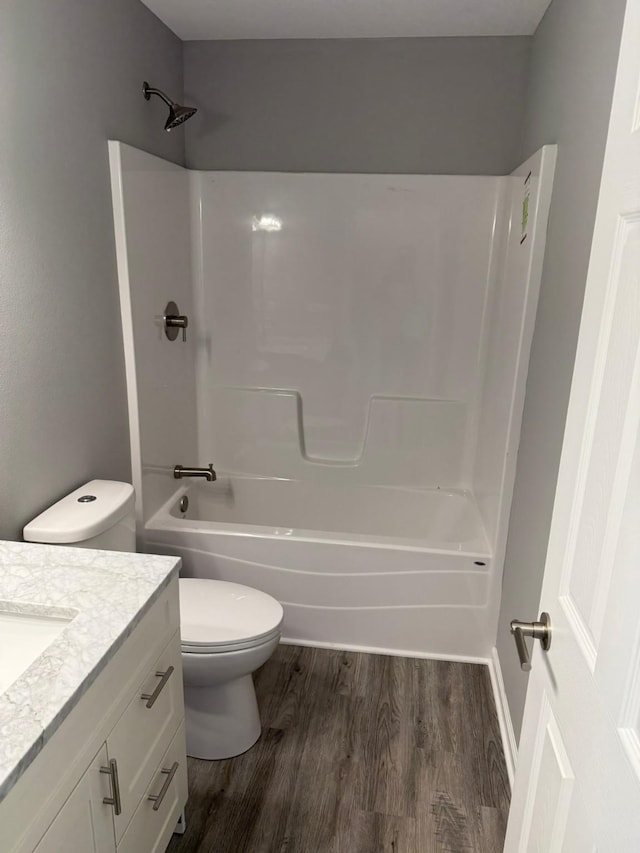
top-left (148, 762), bottom-right (179, 811)
top-left (100, 759), bottom-right (122, 815)
top-left (140, 665), bottom-right (174, 709)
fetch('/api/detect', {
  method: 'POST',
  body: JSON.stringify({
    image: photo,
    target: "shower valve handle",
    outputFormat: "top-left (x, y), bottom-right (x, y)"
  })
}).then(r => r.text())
top-left (164, 301), bottom-right (188, 342)
top-left (166, 315), bottom-right (188, 341)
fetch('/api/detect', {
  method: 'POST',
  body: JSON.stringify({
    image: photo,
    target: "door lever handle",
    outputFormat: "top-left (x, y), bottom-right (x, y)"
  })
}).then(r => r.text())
top-left (510, 612), bottom-right (551, 671)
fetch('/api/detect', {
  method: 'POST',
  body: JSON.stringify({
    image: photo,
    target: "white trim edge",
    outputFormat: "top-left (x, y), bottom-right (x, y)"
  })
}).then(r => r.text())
top-left (280, 636), bottom-right (490, 666)
top-left (488, 646), bottom-right (517, 789)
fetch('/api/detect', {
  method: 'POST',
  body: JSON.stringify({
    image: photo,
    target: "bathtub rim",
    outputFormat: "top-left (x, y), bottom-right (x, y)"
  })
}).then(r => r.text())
top-left (145, 484), bottom-right (493, 558)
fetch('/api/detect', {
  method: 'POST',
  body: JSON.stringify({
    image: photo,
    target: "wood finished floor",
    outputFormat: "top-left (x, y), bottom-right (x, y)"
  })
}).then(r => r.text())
top-left (167, 645), bottom-right (510, 853)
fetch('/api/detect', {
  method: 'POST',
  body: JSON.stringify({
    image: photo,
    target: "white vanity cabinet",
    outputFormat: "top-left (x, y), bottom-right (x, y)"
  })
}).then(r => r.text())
top-left (0, 576), bottom-right (187, 853)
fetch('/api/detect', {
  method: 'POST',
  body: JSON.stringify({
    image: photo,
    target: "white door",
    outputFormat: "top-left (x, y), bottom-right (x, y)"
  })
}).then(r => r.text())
top-left (505, 0), bottom-right (640, 849)
top-left (34, 745), bottom-right (116, 853)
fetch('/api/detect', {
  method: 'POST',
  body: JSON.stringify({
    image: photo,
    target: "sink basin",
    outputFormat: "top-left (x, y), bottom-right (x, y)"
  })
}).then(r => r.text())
top-left (0, 608), bottom-right (74, 695)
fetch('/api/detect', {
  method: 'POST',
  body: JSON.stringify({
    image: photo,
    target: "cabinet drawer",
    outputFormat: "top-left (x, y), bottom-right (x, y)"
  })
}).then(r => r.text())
top-left (117, 722), bottom-right (188, 853)
top-left (108, 632), bottom-right (184, 841)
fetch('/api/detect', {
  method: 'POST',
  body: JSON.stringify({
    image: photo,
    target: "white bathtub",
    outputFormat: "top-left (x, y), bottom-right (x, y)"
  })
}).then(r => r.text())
top-left (144, 477), bottom-right (493, 659)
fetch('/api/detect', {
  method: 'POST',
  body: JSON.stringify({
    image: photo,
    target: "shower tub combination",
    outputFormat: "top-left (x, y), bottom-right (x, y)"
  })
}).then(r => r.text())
top-left (110, 142), bottom-right (556, 662)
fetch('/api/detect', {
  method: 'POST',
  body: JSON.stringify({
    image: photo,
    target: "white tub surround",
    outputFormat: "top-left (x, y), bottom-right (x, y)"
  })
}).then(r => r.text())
top-left (0, 540), bottom-right (180, 802)
top-left (110, 143), bottom-right (556, 662)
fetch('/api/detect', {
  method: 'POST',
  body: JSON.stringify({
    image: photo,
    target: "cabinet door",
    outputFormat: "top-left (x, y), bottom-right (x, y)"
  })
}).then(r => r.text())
top-left (34, 745), bottom-right (115, 853)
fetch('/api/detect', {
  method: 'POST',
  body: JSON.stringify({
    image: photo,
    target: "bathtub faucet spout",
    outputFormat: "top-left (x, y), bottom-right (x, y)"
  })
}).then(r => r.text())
top-left (174, 464), bottom-right (217, 482)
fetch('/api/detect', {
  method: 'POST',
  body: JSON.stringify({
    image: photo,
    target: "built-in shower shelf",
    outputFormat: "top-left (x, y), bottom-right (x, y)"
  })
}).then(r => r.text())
top-left (210, 386), bottom-right (468, 486)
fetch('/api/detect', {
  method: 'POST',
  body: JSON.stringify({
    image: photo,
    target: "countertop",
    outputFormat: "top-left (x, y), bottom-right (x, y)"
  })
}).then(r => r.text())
top-left (0, 541), bottom-right (180, 801)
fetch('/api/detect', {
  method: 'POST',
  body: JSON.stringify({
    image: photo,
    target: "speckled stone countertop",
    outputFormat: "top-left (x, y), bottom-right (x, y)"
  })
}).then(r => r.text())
top-left (0, 541), bottom-right (180, 802)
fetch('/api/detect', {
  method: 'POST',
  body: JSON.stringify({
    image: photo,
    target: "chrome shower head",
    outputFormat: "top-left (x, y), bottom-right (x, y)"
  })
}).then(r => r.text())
top-left (143, 81), bottom-right (197, 132)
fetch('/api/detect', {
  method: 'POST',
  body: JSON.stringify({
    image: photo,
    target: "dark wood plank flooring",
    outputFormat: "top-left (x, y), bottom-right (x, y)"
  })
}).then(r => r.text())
top-left (167, 645), bottom-right (510, 853)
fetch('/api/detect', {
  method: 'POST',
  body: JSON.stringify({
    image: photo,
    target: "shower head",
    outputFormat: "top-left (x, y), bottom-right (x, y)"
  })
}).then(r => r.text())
top-left (143, 81), bottom-right (197, 132)
top-left (165, 103), bottom-right (198, 131)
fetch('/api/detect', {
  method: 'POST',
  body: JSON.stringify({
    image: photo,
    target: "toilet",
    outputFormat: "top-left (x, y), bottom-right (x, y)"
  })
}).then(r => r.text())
top-left (179, 578), bottom-right (282, 759)
top-left (23, 479), bottom-right (284, 761)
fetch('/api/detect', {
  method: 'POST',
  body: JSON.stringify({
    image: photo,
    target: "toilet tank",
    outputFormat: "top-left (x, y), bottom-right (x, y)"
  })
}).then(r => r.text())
top-left (23, 480), bottom-right (136, 552)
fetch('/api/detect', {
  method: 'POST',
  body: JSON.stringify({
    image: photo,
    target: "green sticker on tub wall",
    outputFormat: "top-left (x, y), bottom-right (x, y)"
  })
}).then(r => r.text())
top-left (521, 193), bottom-right (529, 236)
top-left (520, 175), bottom-right (531, 245)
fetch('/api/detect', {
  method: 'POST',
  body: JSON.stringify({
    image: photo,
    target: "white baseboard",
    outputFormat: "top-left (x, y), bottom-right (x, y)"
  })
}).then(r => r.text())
top-left (280, 635), bottom-right (490, 666)
top-left (488, 646), bottom-right (517, 789)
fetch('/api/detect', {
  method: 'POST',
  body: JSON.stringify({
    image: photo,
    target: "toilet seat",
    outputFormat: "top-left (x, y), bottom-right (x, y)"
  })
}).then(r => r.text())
top-left (179, 578), bottom-right (283, 654)
top-left (181, 627), bottom-right (282, 655)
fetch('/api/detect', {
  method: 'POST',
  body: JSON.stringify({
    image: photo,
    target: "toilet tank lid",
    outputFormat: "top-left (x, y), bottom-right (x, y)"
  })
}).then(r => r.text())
top-left (23, 480), bottom-right (135, 544)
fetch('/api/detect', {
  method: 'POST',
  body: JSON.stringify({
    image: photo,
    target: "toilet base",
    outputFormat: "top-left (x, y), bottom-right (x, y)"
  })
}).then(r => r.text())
top-left (184, 674), bottom-right (262, 760)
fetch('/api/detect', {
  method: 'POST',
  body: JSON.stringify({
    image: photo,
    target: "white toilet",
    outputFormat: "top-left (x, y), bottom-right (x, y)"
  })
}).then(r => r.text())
top-left (23, 479), bottom-right (284, 761)
top-left (179, 578), bottom-right (282, 759)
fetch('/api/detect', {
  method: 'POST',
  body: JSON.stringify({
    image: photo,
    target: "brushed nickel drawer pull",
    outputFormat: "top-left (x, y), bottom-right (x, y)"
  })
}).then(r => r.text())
top-left (141, 665), bottom-right (174, 709)
top-left (100, 759), bottom-right (122, 815)
top-left (148, 762), bottom-right (179, 811)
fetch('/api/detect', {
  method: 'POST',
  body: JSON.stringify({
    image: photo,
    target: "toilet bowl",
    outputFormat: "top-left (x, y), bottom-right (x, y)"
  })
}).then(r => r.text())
top-left (179, 578), bottom-right (283, 760)
top-left (23, 480), bottom-right (284, 762)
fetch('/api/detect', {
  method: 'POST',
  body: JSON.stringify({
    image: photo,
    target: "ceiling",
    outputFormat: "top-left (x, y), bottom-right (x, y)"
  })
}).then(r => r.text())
top-left (141, 0), bottom-right (554, 41)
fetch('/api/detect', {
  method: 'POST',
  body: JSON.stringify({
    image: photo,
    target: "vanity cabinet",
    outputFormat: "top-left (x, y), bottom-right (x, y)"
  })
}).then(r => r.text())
top-left (0, 577), bottom-right (187, 853)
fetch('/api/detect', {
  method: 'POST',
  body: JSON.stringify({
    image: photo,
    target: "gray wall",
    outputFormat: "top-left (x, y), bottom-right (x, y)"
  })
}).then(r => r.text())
top-left (496, 0), bottom-right (627, 741)
top-left (0, 0), bottom-right (184, 539)
top-left (183, 38), bottom-right (531, 174)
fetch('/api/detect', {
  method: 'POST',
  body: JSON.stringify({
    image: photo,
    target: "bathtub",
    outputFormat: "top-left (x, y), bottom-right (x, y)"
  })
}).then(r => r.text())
top-left (144, 477), bottom-right (493, 659)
